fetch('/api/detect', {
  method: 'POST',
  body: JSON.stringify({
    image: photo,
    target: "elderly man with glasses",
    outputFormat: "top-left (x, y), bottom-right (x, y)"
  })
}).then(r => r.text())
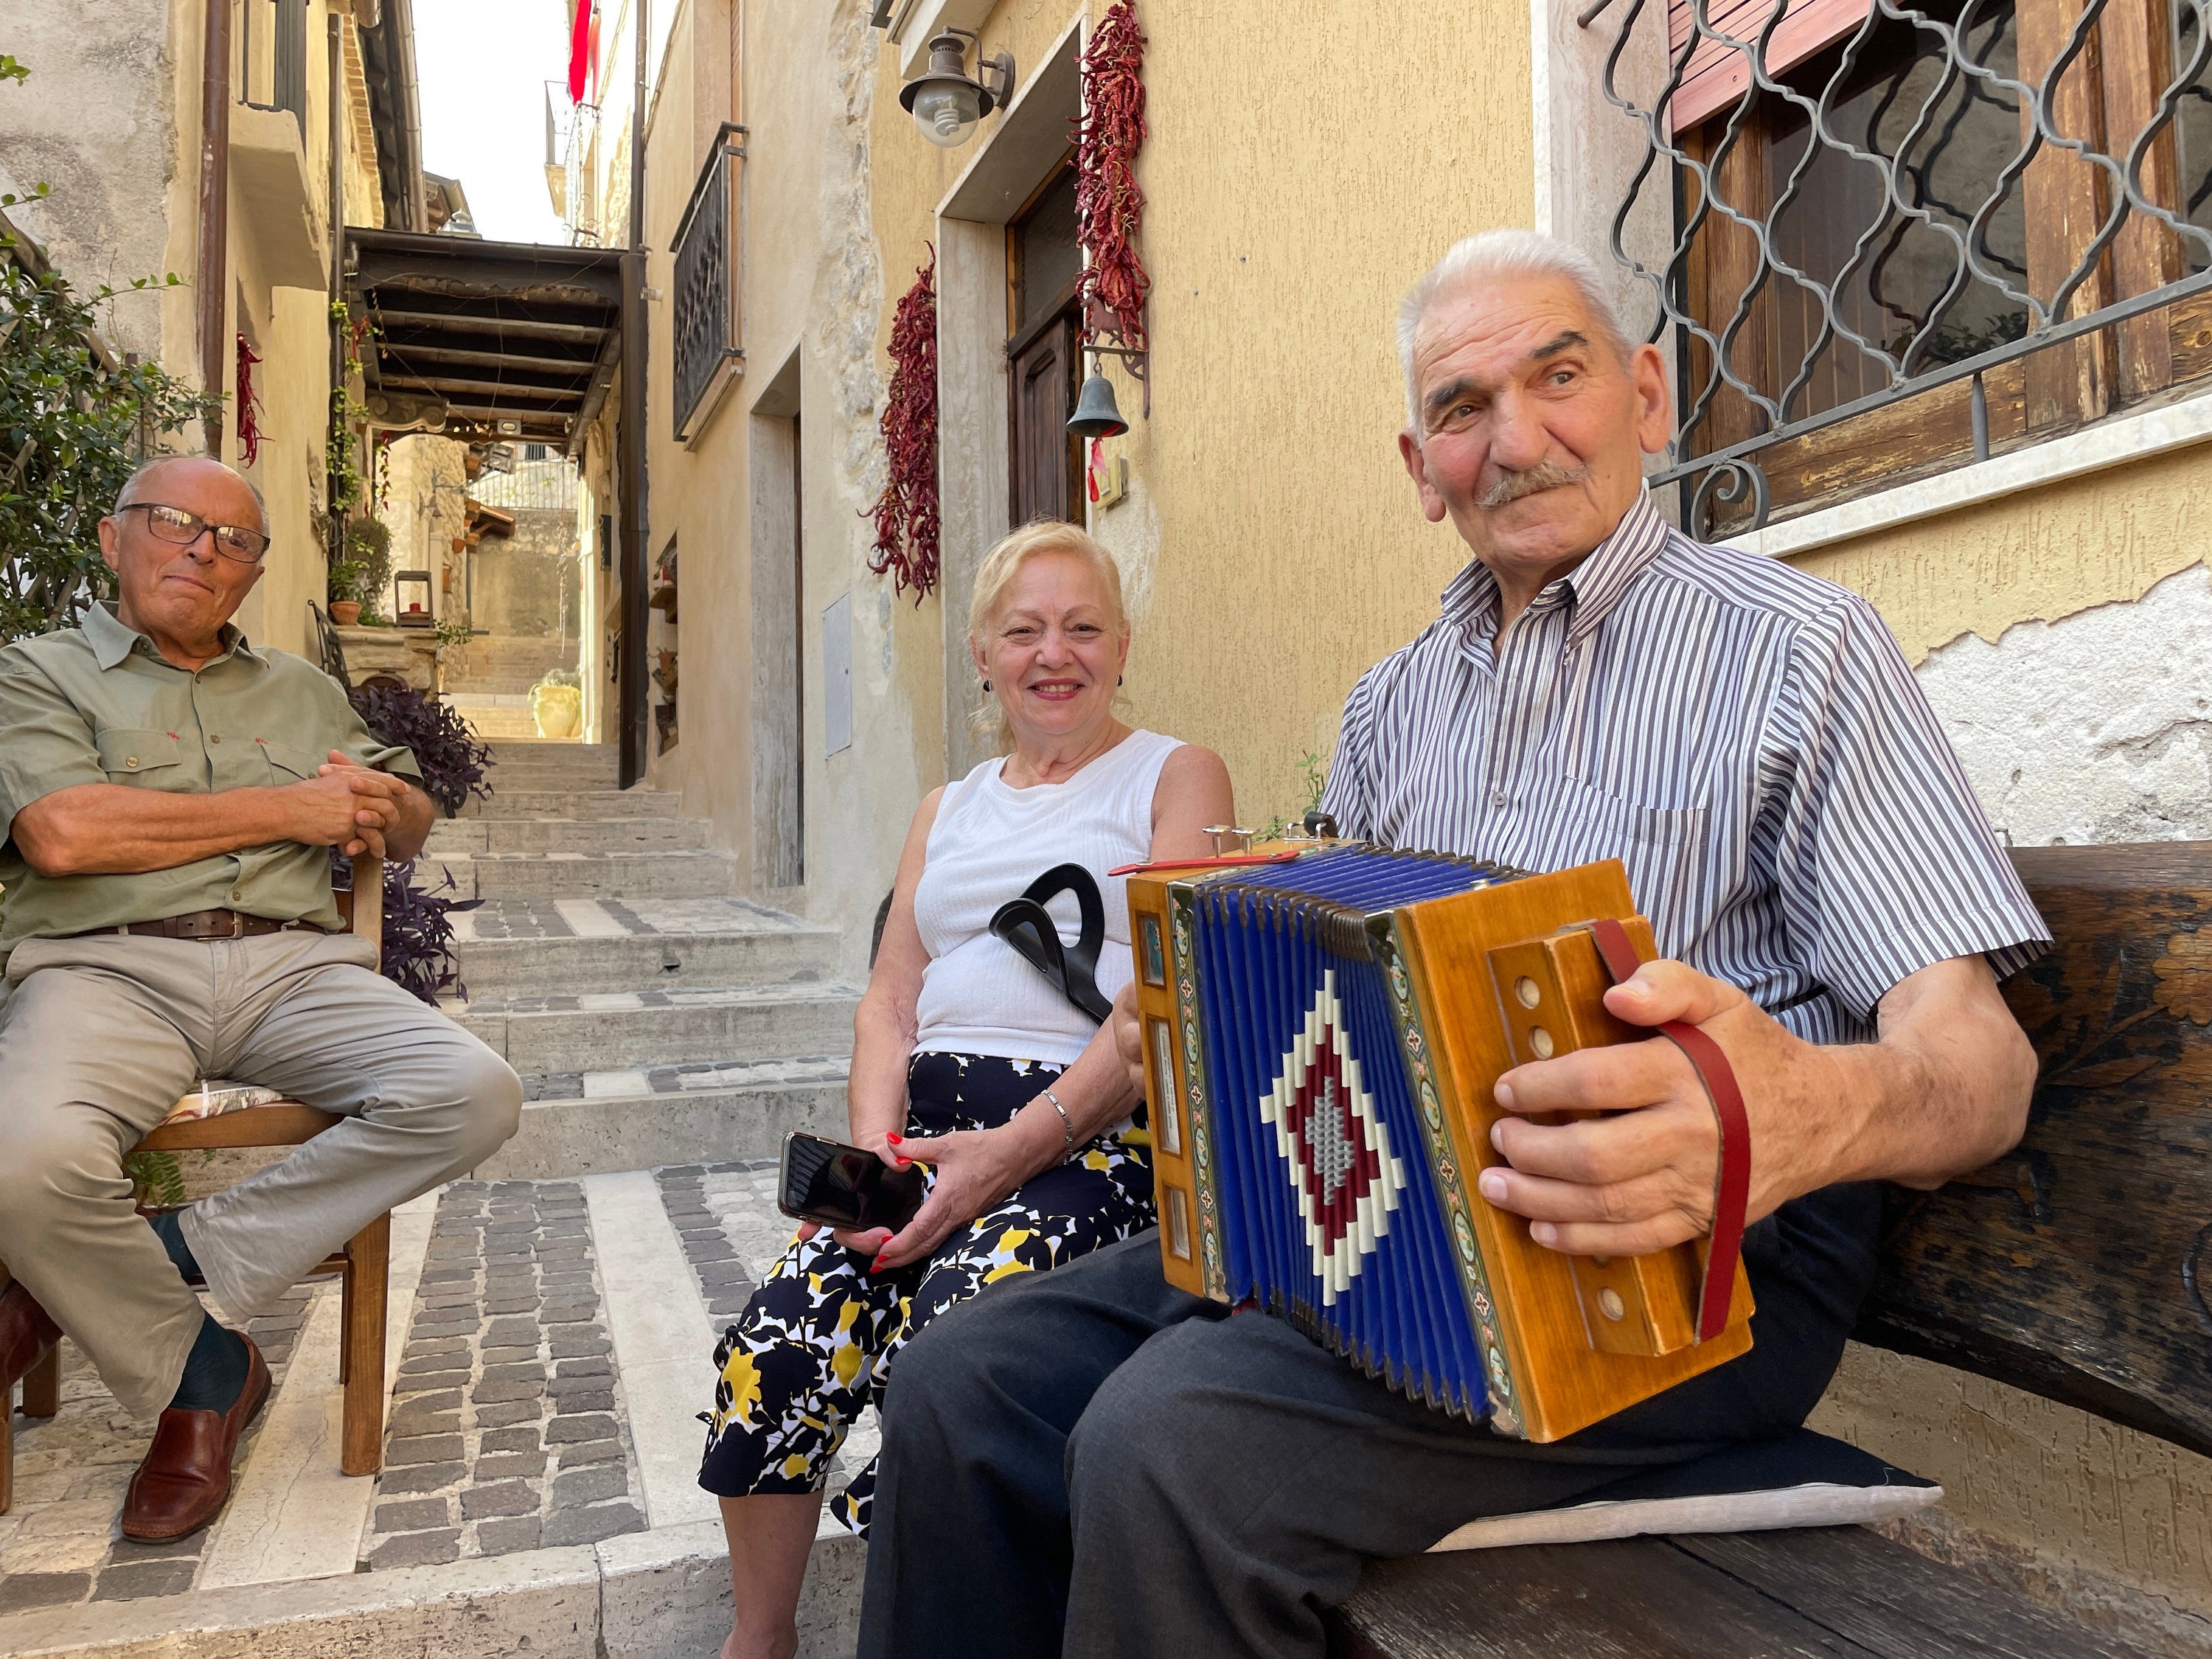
top-left (0, 455), bottom-right (521, 1544)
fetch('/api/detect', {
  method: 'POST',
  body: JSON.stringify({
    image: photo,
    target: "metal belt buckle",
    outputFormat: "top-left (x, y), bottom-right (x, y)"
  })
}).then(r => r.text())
top-left (219, 912), bottom-right (248, 939)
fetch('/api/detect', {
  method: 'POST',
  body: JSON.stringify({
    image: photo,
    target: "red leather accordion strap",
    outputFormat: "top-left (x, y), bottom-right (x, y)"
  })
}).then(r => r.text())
top-left (1585, 918), bottom-right (1751, 1343)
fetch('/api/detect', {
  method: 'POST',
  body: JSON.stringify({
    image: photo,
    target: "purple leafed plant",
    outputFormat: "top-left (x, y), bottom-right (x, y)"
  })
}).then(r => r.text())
top-left (379, 858), bottom-right (480, 1005)
top-left (347, 684), bottom-right (494, 816)
top-left (337, 686), bottom-right (497, 1003)
top-left (334, 852), bottom-right (480, 1006)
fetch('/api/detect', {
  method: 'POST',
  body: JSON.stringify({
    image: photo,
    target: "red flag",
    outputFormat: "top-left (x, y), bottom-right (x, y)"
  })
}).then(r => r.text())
top-left (567, 0), bottom-right (595, 104)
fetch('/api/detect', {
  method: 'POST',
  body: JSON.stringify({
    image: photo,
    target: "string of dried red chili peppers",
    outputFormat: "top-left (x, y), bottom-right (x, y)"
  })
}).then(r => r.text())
top-left (234, 333), bottom-right (265, 469)
top-left (1075, 0), bottom-right (1150, 363)
top-left (866, 250), bottom-right (940, 603)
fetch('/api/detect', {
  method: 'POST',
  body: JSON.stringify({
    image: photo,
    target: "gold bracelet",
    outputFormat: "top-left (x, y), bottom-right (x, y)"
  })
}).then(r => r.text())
top-left (1042, 1088), bottom-right (1076, 1160)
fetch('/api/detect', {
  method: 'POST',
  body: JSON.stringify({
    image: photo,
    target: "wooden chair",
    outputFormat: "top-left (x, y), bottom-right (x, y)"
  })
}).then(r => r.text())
top-left (1, 855), bottom-right (392, 1514)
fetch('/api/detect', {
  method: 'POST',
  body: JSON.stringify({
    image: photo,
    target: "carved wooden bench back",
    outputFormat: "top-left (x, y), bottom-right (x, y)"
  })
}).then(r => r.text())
top-left (1855, 842), bottom-right (2212, 1459)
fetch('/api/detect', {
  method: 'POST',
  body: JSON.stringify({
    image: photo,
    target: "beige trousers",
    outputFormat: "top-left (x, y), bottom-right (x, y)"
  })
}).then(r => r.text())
top-left (0, 931), bottom-right (522, 1418)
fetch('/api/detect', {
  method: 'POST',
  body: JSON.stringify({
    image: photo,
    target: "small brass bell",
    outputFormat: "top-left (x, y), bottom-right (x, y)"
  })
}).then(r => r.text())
top-left (1067, 372), bottom-right (1129, 439)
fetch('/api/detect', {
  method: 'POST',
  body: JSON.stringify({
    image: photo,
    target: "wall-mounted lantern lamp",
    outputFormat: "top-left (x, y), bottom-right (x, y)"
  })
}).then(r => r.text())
top-left (900, 30), bottom-right (1015, 149)
top-left (1067, 344), bottom-right (1147, 439)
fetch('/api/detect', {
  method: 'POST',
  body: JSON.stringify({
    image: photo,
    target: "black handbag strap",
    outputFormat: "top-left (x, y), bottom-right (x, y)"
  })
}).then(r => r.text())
top-left (988, 862), bottom-right (1113, 1023)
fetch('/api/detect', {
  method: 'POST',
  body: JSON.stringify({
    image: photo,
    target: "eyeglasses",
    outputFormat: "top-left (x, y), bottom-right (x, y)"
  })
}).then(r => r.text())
top-left (120, 503), bottom-right (270, 564)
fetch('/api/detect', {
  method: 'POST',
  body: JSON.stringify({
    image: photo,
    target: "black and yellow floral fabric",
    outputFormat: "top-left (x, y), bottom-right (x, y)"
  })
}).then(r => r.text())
top-left (697, 1050), bottom-right (1154, 1536)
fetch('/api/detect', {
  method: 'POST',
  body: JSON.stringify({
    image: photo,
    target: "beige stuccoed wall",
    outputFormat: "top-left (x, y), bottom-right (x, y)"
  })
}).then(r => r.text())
top-left (1082, 0), bottom-right (1537, 829)
top-left (1787, 442), bottom-right (2212, 666)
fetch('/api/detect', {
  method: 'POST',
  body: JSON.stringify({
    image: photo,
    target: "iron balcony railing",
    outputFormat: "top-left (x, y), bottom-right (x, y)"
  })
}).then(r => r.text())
top-left (1590, 0), bottom-right (2212, 535)
top-left (671, 122), bottom-right (748, 442)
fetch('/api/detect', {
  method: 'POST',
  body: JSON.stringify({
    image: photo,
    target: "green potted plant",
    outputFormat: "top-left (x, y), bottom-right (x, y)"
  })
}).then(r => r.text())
top-left (529, 667), bottom-right (584, 740)
top-left (346, 518), bottom-right (393, 622)
top-left (326, 558), bottom-right (369, 626)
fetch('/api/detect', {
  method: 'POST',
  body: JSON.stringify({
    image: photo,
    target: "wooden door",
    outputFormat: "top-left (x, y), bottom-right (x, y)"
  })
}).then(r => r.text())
top-left (1009, 313), bottom-right (1081, 526)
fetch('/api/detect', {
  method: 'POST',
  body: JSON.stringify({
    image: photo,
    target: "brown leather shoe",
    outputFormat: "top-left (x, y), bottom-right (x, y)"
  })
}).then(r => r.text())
top-left (0, 1277), bottom-right (62, 1398)
top-left (119, 1335), bottom-right (271, 1543)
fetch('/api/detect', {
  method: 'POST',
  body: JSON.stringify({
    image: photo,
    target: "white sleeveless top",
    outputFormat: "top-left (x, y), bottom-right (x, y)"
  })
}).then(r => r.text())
top-left (912, 729), bottom-right (1181, 1067)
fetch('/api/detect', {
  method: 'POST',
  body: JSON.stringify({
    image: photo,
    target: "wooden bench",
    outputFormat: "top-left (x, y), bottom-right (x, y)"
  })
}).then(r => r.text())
top-left (0, 854), bottom-right (394, 1512)
top-left (1329, 841), bottom-right (2212, 1657)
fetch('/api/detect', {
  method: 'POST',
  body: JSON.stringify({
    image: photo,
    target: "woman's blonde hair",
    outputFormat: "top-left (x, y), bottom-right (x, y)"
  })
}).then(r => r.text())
top-left (967, 519), bottom-right (1130, 753)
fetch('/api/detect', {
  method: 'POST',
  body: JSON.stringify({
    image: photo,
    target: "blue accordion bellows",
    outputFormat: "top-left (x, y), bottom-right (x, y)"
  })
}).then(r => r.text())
top-left (1189, 846), bottom-right (1512, 1419)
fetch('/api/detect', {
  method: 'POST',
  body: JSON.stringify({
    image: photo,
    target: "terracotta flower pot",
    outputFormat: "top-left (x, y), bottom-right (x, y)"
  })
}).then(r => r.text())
top-left (328, 601), bottom-right (362, 626)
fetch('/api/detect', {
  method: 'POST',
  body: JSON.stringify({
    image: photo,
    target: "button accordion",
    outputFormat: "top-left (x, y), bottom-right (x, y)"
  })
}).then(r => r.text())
top-left (1125, 844), bottom-right (1754, 1442)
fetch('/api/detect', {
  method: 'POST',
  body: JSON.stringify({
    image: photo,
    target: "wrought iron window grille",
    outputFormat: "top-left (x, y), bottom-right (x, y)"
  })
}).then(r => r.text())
top-left (672, 122), bottom-right (748, 443)
top-left (1587, 0), bottom-right (2212, 537)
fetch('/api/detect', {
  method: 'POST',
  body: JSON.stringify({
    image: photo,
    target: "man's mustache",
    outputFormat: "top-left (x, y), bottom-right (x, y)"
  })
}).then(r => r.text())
top-left (1478, 460), bottom-right (1590, 510)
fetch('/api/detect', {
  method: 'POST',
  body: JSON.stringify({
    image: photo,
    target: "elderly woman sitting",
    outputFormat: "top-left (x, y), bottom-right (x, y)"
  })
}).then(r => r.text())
top-left (698, 520), bottom-right (1234, 1659)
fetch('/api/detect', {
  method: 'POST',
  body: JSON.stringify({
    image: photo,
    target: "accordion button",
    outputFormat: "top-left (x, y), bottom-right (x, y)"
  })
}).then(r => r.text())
top-left (1514, 976), bottom-right (1541, 1009)
top-left (1529, 1026), bottom-right (1555, 1060)
top-left (1599, 1289), bottom-right (1627, 1321)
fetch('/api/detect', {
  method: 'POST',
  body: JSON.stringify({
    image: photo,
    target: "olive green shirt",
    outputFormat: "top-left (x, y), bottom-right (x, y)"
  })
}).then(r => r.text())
top-left (0, 602), bottom-right (420, 957)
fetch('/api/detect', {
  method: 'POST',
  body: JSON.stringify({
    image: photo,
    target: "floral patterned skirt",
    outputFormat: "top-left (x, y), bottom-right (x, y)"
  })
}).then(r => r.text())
top-left (696, 1050), bottom-right (1154, 1537)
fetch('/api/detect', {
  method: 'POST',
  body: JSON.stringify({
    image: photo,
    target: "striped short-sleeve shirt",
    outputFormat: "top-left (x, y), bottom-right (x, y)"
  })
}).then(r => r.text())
top-left (1318, 491), bottom-right (2049, 1046)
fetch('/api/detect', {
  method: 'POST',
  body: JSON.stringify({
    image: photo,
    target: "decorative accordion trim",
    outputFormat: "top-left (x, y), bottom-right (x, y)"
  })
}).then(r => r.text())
top-left (1171, 884), bottom-right (1228, 1301)
top-left (1374, 921), bottom-right (1525, 1437)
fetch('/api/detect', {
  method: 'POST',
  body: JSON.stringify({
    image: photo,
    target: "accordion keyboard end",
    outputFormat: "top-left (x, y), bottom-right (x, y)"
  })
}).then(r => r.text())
top-left (1486, 922), bottom-right (1701, 1358)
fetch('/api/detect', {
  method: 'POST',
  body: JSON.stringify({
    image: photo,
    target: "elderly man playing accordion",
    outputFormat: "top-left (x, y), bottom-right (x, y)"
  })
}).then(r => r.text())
top-left (855, 230), bottom-right (2050, 1659)
top-left (0, 456), bottom-right (521, 1544)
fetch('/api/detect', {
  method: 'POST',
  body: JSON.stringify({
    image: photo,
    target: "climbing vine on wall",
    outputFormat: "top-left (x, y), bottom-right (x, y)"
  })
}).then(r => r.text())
top-left (865, 249), bottom-right (939, 604)
top-left (1075, 1), bottom-right (1150, 369)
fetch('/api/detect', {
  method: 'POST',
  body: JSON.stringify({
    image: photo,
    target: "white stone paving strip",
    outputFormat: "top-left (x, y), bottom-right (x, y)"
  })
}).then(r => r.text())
top-left (555, 898), bottom-right (630, 937)
top-left (582, 1068), bottom-right (653, 1099)
top-left (581, 1172), bottom-right (720, 1529)
top-left (197, 1192), bottom-right (439, 1587)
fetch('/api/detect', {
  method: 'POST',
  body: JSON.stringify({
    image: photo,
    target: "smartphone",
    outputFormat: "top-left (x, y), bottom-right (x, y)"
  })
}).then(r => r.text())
top-left (777, 1131), bottom-right (928, 1233)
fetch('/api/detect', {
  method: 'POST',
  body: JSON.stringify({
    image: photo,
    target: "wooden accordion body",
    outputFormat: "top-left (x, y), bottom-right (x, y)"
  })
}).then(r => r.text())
top-left (1127, 844), bottom-right (1753, 1443)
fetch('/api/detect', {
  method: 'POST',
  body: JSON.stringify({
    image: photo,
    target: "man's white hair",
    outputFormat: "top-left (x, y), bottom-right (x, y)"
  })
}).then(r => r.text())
top-left (1396, 229), bottom-right (1632, 430)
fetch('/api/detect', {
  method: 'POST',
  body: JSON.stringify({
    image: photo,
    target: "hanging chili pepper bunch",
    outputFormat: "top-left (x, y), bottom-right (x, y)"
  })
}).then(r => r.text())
top-left (234, 333), bottom-right (265, 469)
top-left (1075, 0), bottom-right (1150, 361)
top-left (866, 249), bottom-right (940, 603)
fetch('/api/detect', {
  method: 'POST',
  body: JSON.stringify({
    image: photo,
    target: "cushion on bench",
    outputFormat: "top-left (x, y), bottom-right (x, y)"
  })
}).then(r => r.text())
top-left (160, 1081), bottom-right (288, 1125)
top-left (1425, 1429), bottom-right (1939, 1553)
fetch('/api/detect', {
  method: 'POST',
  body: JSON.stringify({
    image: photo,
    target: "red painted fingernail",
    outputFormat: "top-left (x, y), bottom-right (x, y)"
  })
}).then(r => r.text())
top-left (886, 1133), bottom-right (902, 1144)
top-left (896, 1158), bottom-right (912, 1168)
top-left (869, 1254), bottom-right (887, 1272)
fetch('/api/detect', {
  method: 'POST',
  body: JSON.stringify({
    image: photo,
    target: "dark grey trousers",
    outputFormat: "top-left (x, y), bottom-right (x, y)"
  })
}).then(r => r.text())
top-left (858, 1186), bottom-right (1877, 1659)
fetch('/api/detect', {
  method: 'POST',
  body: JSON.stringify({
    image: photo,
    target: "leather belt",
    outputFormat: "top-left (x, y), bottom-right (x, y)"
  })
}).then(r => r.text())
top-left (1587, 917), bottom-right (1752, 1345)
top-left (60, 910), bottom-right (327, 942)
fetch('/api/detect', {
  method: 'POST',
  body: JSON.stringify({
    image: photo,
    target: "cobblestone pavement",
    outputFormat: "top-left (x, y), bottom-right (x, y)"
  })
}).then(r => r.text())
top-left (0, 1281), bottom-right (321, 1613)
top-left (366, 1179), bottom-right (645, 1570)
top-left (658, 1161), bottom-right (883, 1498)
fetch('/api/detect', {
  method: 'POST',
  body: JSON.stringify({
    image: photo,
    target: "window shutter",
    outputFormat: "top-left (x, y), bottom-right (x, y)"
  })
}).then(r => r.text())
top-left (1669, 0), bottom-right (1874, 131)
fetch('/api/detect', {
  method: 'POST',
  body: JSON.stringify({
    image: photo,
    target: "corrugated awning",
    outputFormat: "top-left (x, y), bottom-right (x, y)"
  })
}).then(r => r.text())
top-left (343, 227), bottom-right (623, 453)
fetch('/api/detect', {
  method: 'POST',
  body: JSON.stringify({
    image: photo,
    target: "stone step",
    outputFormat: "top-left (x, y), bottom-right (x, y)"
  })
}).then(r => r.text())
top-left (484, 740), bottom-right (619, 785)
top-left (423, 849), bottom-right (737, 902)
top-left (464, 788), bottom-right (681, 821)
top-left (426, 816), bottom-right (710, 857)
top-left (455, 928), bottom-right (840, 1001)
top-left (451, 984), bottom-right (861, 1074)
top-left (478, 1060), bottom-right (849, 1179)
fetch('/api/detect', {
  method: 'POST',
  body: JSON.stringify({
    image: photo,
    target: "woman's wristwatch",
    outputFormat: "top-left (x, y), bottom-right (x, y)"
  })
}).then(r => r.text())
top-left (1041, 1088), bottom-right (1077, 1160)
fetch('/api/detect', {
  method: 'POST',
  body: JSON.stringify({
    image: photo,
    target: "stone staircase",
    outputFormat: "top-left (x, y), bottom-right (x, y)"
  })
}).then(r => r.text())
top-left (436, 741), bottom-right (857, 1180)
top-left (0, 741), bottom-right (868, 1658)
